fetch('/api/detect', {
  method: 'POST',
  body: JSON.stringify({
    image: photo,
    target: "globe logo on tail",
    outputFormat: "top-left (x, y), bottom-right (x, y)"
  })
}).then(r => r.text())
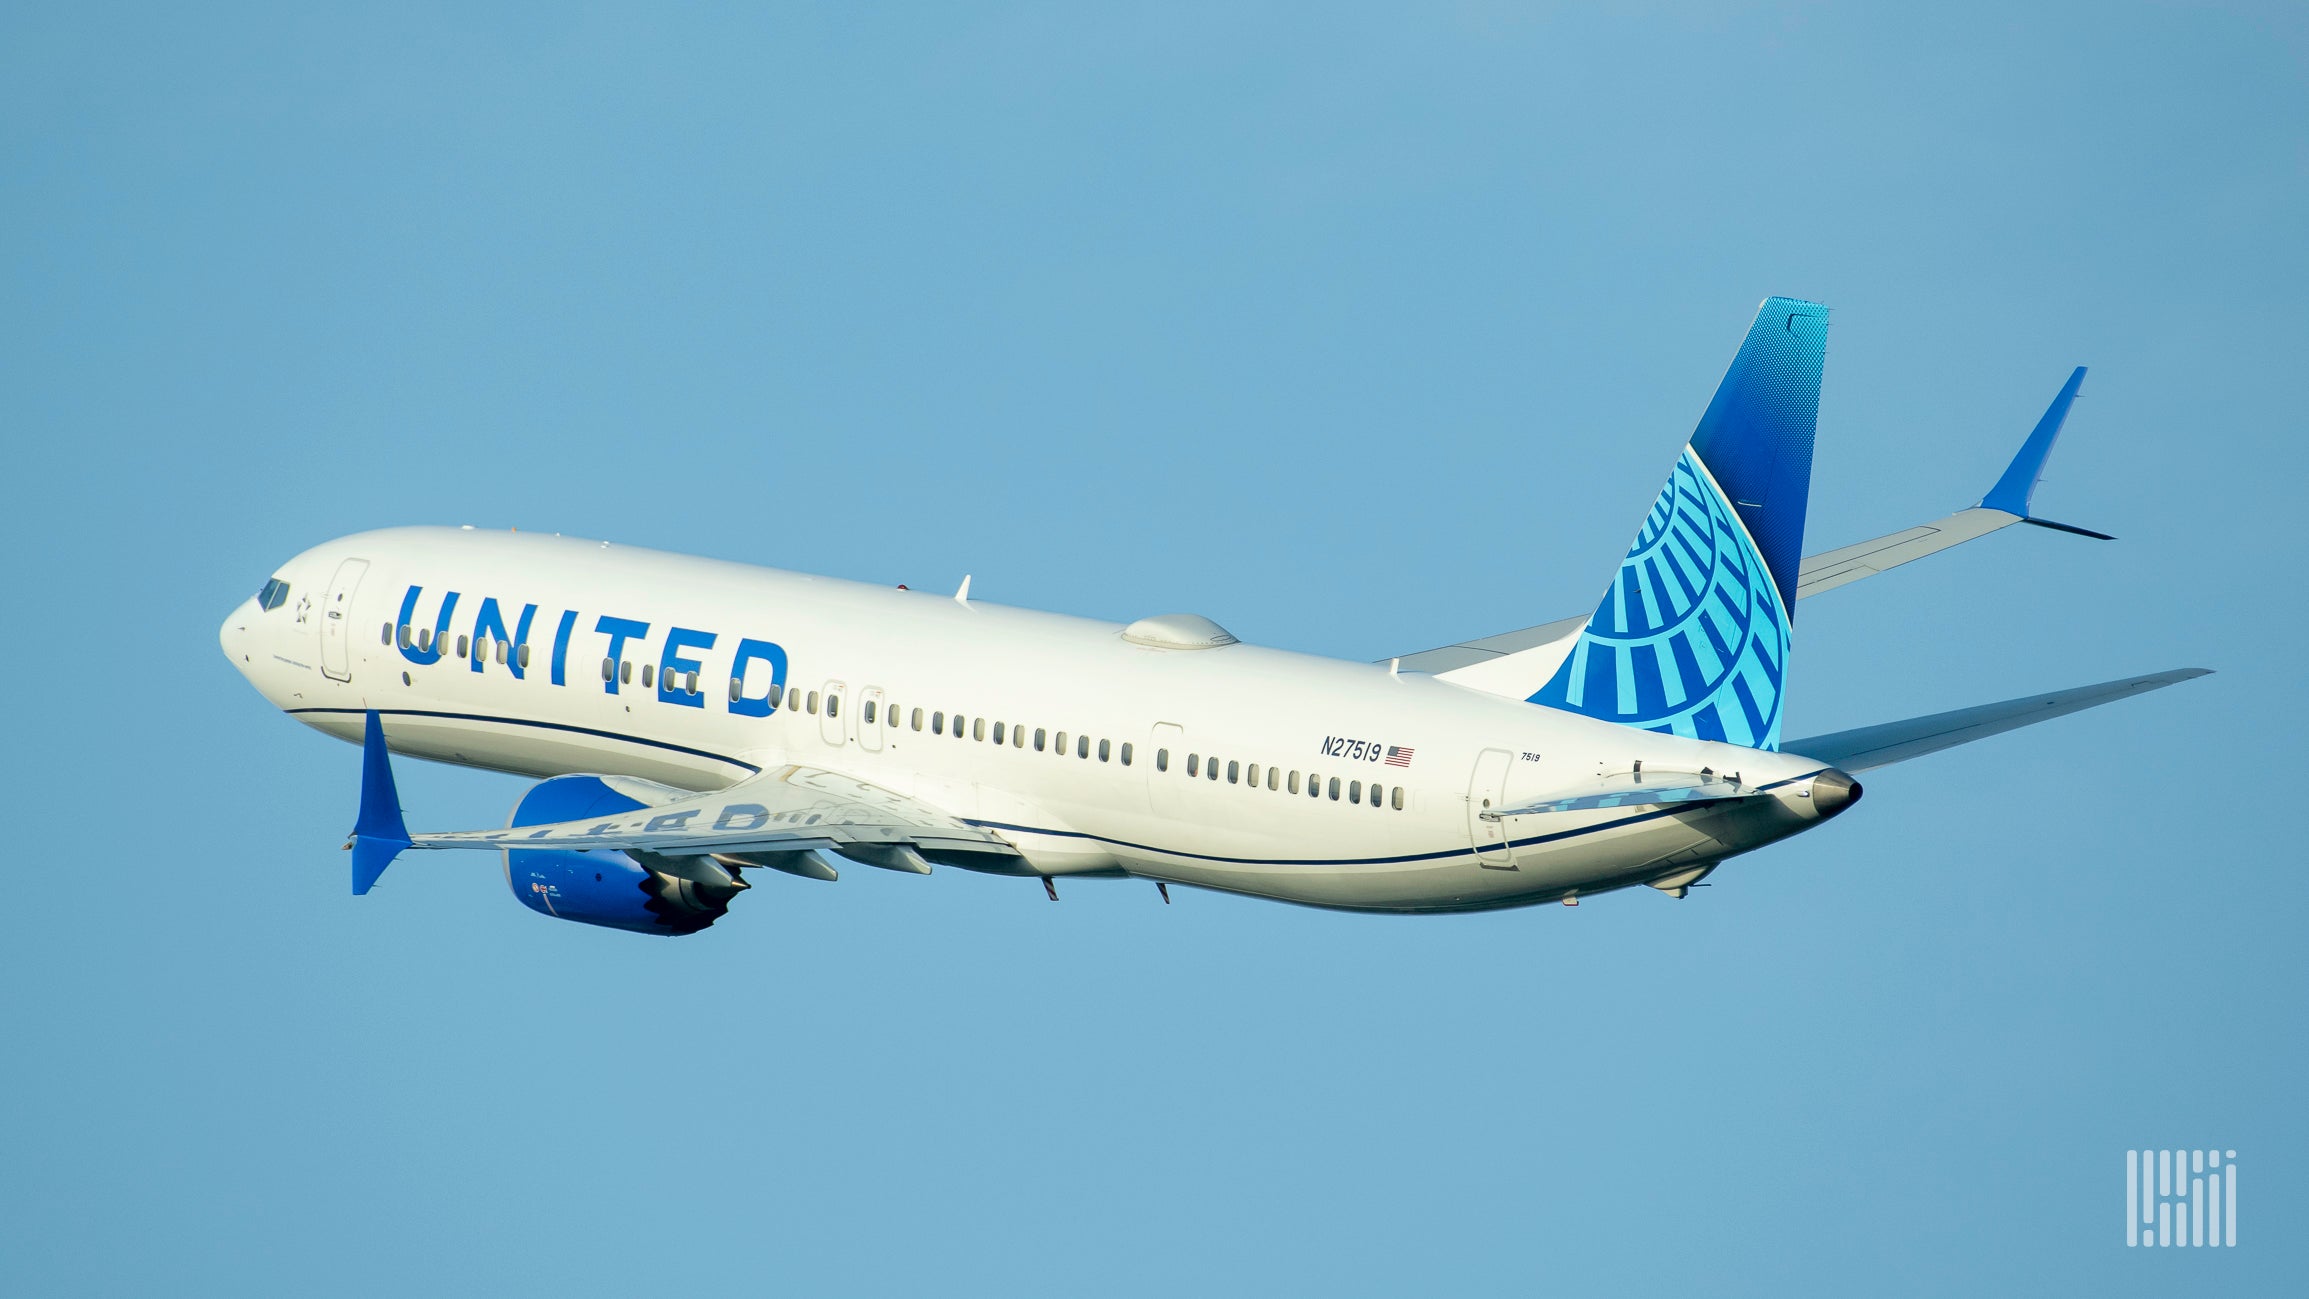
top-left (1529, 448), bottom-right (1790, 749)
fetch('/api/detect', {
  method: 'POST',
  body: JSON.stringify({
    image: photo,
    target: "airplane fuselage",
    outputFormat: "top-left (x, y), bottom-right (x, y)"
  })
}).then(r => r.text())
top-left (221, 526), bottom-right (1851, 912)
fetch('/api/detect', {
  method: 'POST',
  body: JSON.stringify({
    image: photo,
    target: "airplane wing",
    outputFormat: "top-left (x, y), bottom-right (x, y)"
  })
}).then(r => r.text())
top-left (345, 712), bottom-right (1017, 893)
top-left (1781, 668), bottom-right (2210, 773)
top-left (1390, 368), bottom-right (2110, 682)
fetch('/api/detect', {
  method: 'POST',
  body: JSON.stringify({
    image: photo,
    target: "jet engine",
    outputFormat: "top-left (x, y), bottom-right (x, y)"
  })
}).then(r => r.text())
top-left (503, 775), bottom-right (747, 936)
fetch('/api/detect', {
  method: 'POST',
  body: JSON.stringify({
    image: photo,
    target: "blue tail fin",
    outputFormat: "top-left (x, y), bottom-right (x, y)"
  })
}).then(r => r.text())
top-left (1529, 297), bottom-right (1829, 750)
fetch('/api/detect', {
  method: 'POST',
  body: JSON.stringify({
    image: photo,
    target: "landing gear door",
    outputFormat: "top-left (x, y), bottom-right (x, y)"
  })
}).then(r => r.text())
top-left (1468, 747), bottom-right (1515, 869)
top-left (319, 558), bottom-right (368, 682)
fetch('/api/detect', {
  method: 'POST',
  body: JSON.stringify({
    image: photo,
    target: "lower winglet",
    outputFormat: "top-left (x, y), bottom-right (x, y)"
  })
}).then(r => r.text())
top-left (349, 710), bottom-right (412, 895)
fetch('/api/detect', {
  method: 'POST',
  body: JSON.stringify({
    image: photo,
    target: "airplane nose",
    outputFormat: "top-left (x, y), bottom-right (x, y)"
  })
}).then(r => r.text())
top-left (1809, 769), bottom-right (1862, 819)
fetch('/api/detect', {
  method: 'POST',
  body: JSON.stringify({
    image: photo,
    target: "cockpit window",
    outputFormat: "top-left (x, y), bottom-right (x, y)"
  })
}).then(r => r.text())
top-left (257, 578), bottom-right (290, 611)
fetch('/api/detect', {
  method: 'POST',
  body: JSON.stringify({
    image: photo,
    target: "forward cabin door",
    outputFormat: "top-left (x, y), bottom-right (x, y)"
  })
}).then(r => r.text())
top-left (1147, 722), bottom-right (1186, 818)
top-left (1467, 747), bottom-right (1515, 869)
top-left (318, 558), bottom-right (369, 682)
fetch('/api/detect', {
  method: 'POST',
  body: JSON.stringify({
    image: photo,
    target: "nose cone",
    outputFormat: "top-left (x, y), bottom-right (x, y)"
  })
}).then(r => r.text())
top-left (1810, 769), bottom-right (1862, 819)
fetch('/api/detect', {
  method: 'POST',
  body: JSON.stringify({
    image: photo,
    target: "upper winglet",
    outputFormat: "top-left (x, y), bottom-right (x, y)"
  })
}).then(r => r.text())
top-left (1981, 367), bottom-right (2093, 516)
top-left (350, 710), bottom-right (413, 895)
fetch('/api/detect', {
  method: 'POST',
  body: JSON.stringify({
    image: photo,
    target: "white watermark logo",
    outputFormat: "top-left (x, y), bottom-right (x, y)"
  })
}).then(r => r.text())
top-left (2128, 1150), bottom-right (2235, 1247)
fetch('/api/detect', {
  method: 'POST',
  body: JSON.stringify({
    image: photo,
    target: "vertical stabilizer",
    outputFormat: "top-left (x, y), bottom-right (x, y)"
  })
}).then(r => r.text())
top-left (1528, 297), bottom-right (1829, 750)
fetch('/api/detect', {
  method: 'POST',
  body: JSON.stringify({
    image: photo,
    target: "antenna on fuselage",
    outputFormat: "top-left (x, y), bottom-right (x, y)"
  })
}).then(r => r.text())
top-left (955, 575), bottom-right (973, 605)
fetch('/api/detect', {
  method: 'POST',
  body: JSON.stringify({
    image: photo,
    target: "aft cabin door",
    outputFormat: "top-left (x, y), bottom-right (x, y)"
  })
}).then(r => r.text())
top-left (1467, 748), bottom-right (1515, 869)
top-left (318, 558), bottom-right (368, 682)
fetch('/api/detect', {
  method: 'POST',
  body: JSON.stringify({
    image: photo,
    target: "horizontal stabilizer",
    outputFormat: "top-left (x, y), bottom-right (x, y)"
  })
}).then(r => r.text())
top-left (1485, 769), bottom-right (1758, 819)
top-left (1783, 668), bottom-right (2210, 773)
top-left (1398, 366), bottom-right (2114, 691)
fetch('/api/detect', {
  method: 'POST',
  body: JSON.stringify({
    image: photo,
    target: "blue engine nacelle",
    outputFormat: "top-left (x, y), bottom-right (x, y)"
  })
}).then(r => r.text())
top-left (504, 775), bottom-right (744, 936)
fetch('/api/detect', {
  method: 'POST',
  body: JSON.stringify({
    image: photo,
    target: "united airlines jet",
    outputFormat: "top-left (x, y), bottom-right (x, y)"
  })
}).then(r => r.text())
top-left (221, 298), bottom-right (2205, 934)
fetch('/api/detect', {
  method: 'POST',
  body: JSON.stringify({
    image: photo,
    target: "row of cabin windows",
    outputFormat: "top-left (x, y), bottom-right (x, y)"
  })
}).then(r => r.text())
top-left (377, 623), bottom-right (720, 695)
top-left (1153, 748), bottom-right (1404, 810)
top-left (835, 695), bottom-right (1134, 765)
top-left (387, 623), bottom-right (537, 670)
top-left (381, 627), bottom-right (1359, 796)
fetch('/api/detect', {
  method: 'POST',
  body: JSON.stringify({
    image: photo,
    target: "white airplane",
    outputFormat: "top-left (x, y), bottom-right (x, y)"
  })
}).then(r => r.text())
top-left (221, 298), bottom-right (2205, 934)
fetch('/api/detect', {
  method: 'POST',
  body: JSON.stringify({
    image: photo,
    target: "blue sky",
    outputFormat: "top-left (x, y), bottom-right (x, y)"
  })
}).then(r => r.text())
top-left (3, 4), bottom-right (2300, 1294)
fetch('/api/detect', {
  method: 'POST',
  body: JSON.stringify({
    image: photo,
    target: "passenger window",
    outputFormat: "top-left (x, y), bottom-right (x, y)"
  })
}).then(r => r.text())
top-left (1077, 735), bottom-right (1090, 759)
top-left (1391, 786), bottom-right (1404, 810)
top-left (808, 691), bottom-right (820, 714)
top-left (398, 626), bottom-right (413, 650)
top-left (380, 623), bottom-right (393, 646)
top-left (1120, 742), bottom-right (1132, 766)
top-left (620, 660), bottom-right (633, 685)
top-left (1098, 739), bottom-right (1111, 762)
top-left (729, 678), bottom-right (743, 703)
top-left (601, 658), bottom-right (615, 682)
top-left (864, 700), bottom-right (877, 724)
top-left (642, 664), bottom-right (654, 689)
top-left (1207, 758), bottom-right (1219, 781)
top-left (455, 635), bottom-right (468, 659)
top-left (1266, 767), bottom-right (1278, 791)
top-left (789, 687), bottom-right (803, 710)
top-left (1056, 731), bottom-right (1068, 754)
top-left (1350, 780), bottom-right (1362, 803)
top-left (518, 644), bottom-right (531, 670)
top-left (1187, 753), bottom-right (1199, 777)
top-left (1245, 763), bottom-right (1259, 787)
top-left (933, 711), bottom-right (944, 734)
top-left (1012, 724), bottom-right (1026, 748)
top-left (992, 721), bottom-right (1004, 745)
top-left (417, 629), bottom-right (432, 653)
top-left (974, 718), bottom-right (986, 742)
top-left (1157, 749), bottom-right (1170, 772)
top-left (494, 640), bottom-right (507, 664)
top-left (1034, 728), bottom-right (1047, 752)
top-left (1288, 771), bottom-right (1301, 795)
top-left (1329, 777), bottom-right (1341, 801)
top-left (1227, 760), bottom-right (1239, 784)
top-left (826, 693), bottom-right (839, 718)
top-left (912, 708), bottom-right (925, 731)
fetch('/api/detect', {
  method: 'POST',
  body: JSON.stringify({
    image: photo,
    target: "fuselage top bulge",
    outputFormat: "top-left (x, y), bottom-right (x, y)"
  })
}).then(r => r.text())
top-left (221, 299), bottom-right (2205, 935)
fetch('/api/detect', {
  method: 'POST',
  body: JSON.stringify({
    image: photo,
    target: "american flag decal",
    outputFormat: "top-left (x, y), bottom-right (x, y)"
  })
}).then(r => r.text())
top-left (1385, 746), bottom-right (1415, 767)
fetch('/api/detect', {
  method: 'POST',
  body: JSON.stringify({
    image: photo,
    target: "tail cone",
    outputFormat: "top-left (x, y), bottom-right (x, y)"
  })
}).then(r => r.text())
top-left (1810, 770), bottom-right (1862, 819)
